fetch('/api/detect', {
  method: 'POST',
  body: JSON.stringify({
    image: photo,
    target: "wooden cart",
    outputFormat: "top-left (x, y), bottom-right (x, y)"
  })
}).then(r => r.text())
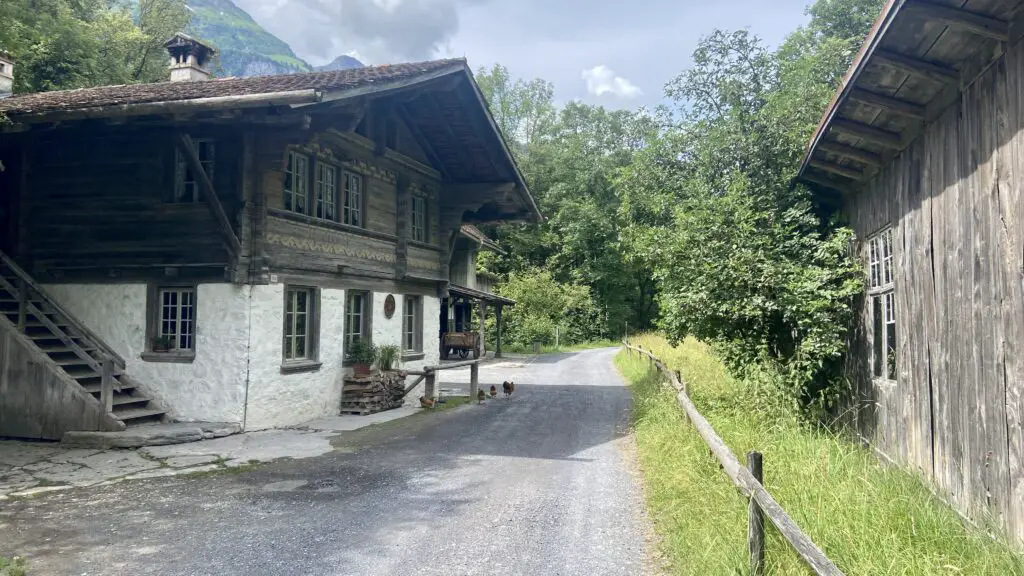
top-left (442, 331), bottom-right (480, 360)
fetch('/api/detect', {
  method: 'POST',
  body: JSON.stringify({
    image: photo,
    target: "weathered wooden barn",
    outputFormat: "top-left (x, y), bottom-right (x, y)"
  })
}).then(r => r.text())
top-left (0, 35), bottom-right (539, 439)
top-left (799, 0), bottom-right (1024, 544)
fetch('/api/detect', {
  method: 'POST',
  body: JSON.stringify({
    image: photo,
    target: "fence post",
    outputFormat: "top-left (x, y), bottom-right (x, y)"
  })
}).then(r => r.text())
top-left (747, 451), bottom-right (765, 576)
top-left (469, 362), bottom-right (479, 400)
top-left (424, 371), bottom-right (436, 400)
top-left (101, 357), bottom-right (115, 414)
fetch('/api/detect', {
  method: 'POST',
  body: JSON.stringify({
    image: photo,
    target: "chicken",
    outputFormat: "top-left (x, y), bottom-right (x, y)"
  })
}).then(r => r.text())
top-left (419, 396), bottom-right (435, 409)
top-left (489, 385), bottom-right (498, 398)
top-left (502, 381), bottom-right (512, 397)
top-left (477, 388), bottom-right (486, 404)
top-left (509, 381), bottom-right (515, 395)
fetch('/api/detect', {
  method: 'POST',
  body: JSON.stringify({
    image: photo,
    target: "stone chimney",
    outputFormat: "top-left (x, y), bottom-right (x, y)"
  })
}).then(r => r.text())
top-left (0, 51), bottom-right (14, 97)
top-left (164, 33), bottom-right (216, 82)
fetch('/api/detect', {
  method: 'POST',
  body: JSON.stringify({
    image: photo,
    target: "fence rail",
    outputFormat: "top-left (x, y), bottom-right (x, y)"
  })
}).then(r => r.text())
top-left (623, 341), bottom-right (844, 576)
top-left (404, 359), bottom-right (483, 400)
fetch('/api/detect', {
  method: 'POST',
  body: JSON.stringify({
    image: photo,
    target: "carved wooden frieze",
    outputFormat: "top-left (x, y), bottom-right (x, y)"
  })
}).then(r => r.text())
top-left (344, 158), bottom-right (397, 184)
top-left (407, 245), bottom-right (442, 273)
top-left (266, 216), bottom-right (397, 265)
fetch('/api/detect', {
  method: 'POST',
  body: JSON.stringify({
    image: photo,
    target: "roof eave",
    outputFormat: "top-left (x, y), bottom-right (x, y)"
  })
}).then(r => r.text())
top-left (797, 0), bottom-right (906, 183)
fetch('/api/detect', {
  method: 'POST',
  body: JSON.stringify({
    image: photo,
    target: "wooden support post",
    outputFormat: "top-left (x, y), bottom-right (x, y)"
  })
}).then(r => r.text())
top-left (470, 362), bottom-right (479, 399)
top-left (748, 451), bottom-right (765, 576)
top-left (477, 301), bottom-right (487, 359)
top-left (174, 132), bottom-right (243, 259)
top-left (495, 305), bottom-right (503, 358)
top-left (16, 278), bottom-right (27, 333)
top-left (101, 357), bottom-right (115, 414)
top-left (424, 371), bottom-right (436, 400)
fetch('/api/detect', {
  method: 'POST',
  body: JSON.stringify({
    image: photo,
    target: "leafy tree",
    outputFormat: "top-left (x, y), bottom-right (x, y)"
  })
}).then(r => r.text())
top-left (620, 0), bottom-right (882, 414)
top-left (495, 269), bottom-right (601, 347)
top-left (3, 0), bottom-right (188, 93)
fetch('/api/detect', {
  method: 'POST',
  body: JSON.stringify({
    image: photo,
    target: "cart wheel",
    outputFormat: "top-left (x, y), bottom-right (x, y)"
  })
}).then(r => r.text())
top-left (457, 349), bottom-right (470, 359)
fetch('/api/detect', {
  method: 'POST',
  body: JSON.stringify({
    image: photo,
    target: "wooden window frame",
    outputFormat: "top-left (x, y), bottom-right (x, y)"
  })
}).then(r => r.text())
top-left (143, 282), bottom-right (198, 363)
top-left (344, 290), bottom-right (372, 362)
top-left (173, 138), bottom-right (214, 203)
top-left (284, 150), bottom-right (311, 216)
top-left (343, 171), bottom-right (364, 228)
top-left (402, 295), bottom-right (424, 358)
top-left (411, 194), bottom-right (427, 243)
top-left (315, 161), bottom-right (339, 222)
top-left (867, 228), bottom-right (896, 383)
top-left (281, 285), bottom-right (321, 374)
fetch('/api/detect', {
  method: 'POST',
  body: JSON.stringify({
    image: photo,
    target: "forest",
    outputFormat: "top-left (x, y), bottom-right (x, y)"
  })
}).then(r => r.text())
top-left (477, 0), bottom-right (881, 415)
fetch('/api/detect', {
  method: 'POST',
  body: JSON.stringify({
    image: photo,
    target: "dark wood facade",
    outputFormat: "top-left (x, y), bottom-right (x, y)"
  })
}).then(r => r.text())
top-left (0, 65), bottom-right (538, 295)
top-left (801, 0), bottom-right (1024, 545)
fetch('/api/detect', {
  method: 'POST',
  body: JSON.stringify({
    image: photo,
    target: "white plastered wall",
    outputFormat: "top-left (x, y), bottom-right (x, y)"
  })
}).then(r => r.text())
top-left (243, 284), bottom-right (347, 430)
top-left (42, 283), bottom-right (250, 424)
top-left (43, 283), bottom-right (442, 429)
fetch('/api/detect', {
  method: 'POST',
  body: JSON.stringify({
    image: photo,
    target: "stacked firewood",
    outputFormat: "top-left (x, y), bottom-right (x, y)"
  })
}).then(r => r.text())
top-left (341, 371), bottom-right (408, 415)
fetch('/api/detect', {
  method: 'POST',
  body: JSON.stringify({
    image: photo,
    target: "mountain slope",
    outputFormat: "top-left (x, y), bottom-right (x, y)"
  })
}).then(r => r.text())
top-left (315, 55), bottom-right (364, 72)
top-left (185, 0), bottom-right (311, 77)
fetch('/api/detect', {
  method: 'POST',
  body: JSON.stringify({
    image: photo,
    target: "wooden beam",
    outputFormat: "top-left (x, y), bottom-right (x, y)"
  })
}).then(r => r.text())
top-left (904, 1), bottom-right (1009, 42)
top-left (848, 88), bottom-right (926, 119)
top-left (874, 49), bottom-right (959, 84)
top-left (809, 158), bottom-right (866, 181)
top-left (829, 118), bottom-right (903, 149)
top-left (816, 140), bottom-right (883, 166)
top-left (396, 104), bottom-right (450, 180)
top-left (800, 172), bottom-right (855, 194)
top-left (174, 133), bottom-right (242, 258)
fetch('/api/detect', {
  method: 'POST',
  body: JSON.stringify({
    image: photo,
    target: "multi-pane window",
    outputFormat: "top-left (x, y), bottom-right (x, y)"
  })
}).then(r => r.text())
top-left (158, 287), bottom-right (196, 351)
top-left (316, 163), bottom-right (338, 221)
top-left (403, 296), bottom-right (422, 353)
top-left (345, 290), bottom-right (369, 351)
top-left (411, 195), bottom-right (427, 242)
top-left (869, 228), bottom-right (896, 381)
top-left (174, 139), bottom-right (215, 203)
top-left (343, 172), bottom-right (363, 227)
top-left (284, 151), bottom-right (310, 215)
top-left (283, 287), bottom-right (316, 361)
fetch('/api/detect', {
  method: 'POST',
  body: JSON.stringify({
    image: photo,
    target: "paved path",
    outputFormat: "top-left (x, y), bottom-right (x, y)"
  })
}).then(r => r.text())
top-left (0, 348), bottom-right (654, 576)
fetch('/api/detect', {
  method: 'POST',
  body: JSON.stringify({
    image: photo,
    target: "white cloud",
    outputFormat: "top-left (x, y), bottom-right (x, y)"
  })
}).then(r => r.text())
top-left (581, 65), bottom-right (642, 99)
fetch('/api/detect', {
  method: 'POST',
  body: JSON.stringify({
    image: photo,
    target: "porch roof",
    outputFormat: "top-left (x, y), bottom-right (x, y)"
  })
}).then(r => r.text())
top-left (797, 0), bottom-right (1023, 197)
top-left (449, 284), bottom-right (515, 306)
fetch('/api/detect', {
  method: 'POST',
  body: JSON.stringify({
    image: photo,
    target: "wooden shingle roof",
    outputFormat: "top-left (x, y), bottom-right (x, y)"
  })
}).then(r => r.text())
top-left (0, 59), bottom-right (465, 115)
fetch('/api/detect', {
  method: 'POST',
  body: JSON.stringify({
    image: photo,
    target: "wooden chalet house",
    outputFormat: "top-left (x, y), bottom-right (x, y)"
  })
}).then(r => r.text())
top-left (799, 0), bottom-right (1024, 543)
top-left (440, 223), bottom-right (514, 359)
top-left (0, 34), bottom-right (540, 439)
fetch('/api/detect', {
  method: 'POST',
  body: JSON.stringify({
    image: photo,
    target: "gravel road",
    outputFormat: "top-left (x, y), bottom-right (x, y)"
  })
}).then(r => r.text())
top-left (0, 347), bottom-right (654, 576)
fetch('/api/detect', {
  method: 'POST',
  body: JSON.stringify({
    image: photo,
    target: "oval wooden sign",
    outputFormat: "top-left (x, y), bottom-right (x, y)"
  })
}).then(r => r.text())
top-left (384, 294), bottom-right (396, 319)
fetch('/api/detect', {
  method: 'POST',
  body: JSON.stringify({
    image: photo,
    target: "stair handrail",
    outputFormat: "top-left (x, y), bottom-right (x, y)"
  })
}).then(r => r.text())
top-left (0, 250), bottom-right (126, 368)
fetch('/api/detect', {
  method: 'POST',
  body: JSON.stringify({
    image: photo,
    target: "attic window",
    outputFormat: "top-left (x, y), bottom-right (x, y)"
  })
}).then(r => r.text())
top-left (173, 138), bottom-right (215, 203)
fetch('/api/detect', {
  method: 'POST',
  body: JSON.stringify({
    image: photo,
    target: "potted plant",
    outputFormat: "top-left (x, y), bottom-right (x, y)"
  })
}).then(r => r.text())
top-left (153, 335), bottom-right (174, 353)
top-left (377, 344), bottom-right (401, 372)
top-left (347, 339), bottom-right (378, 376)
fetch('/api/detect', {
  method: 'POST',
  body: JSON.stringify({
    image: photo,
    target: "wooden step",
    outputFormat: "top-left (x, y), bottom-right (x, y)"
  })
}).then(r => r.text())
top-left (38, 342), bottom-right (97, 353)
top-left (83, 381), bottom-right (137, 394)
top-left (52, 356), bottom-right (96, 367)
top-left (112, 395), bottom-right (151, 408)
top-left (114, 407), bottom-right (165, 424)
top-left (65, 366), bottom-right (100, 378)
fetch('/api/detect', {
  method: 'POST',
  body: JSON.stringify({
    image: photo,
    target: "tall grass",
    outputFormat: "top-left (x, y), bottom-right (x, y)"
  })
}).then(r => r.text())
top-left (618, 334), bottom-right (1024, 575)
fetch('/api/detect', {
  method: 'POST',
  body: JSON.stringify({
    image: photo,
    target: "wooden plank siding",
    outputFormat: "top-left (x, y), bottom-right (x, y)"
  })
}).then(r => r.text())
top-left (18, 125), bottom-right (240, 279)
top-left (844, 39), bottom-right (1024, 543)
top-left (255, 125), bottom-right (445, 282)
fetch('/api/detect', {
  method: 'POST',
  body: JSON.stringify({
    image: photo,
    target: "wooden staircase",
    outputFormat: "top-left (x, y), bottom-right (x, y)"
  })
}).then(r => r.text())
top-left (0, 252), bottom-right (166, 427)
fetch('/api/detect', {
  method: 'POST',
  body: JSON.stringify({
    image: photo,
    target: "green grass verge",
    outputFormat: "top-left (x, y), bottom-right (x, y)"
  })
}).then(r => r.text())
top-left (617, 334), bottom-right (1024, 575)
top-left (0, 555), bottom-right (27, 576)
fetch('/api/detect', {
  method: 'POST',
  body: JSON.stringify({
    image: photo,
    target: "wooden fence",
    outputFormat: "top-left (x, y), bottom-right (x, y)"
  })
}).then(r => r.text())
top-left (404, 359), bottom-right (482, 400)
top-left (623, 341), bottom-right (844, 576)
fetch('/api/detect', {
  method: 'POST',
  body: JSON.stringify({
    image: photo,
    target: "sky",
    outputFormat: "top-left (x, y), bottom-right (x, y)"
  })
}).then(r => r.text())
top-left (233, 0), bottom-right (817, 110)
